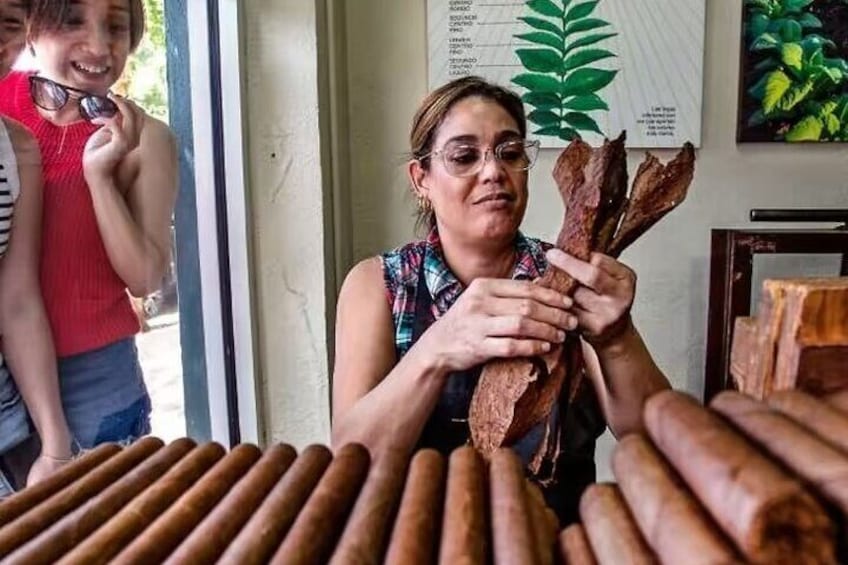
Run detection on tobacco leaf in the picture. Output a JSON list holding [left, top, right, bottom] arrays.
[[468, 133, 696, 479]]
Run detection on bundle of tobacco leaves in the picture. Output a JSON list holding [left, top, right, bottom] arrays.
[[468, 132, 696, 477]]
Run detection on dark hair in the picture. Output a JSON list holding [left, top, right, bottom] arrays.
[[410, 76, 526, 164], [27, 0, 145, 52], [409, 76, 527, 229]]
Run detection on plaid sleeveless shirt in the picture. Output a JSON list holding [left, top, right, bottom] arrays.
[[381, 227, 550, 357], [379, 227, 606, 525]]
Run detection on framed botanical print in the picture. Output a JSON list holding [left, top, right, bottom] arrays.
[[737, 0, 848, 142]]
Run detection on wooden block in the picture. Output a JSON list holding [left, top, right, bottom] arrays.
[[730, 316, 760, 397], [729, 280, 787, 399], [730, 278, 848, 399], [792, 346, 848, 395], [751, 280, 788, 397], [773, 278, 848, 394]]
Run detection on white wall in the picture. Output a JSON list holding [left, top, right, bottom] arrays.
[[242, 0, 332, 448], [339, 0, 848, 477]]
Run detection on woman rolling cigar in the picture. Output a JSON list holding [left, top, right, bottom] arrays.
[[0, 0, 75, 495], [332, 76, 670, 524]]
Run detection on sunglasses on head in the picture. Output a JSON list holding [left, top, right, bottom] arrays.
[[28, 75, 118, 122]]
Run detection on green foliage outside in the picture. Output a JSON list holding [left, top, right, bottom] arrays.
[[122, 0, 168, 123], [744, 0, 848, 141], [512, 0, 618, 141]]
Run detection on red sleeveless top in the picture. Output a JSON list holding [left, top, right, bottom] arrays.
[[0, 71, 139, 356]]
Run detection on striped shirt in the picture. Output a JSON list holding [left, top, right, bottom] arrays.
[[381, 227, 552, 357], [0, 118, 20, 259]]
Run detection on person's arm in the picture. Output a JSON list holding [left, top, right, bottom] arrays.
[[581, 318, 669, 436], [0, 119, 73, 481], [332, 258, 574, 457], [546, 249, 669, 438], [83, 96, 178, 297], [331, 258, 450, 457]]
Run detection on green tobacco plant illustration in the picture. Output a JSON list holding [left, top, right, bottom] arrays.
[[512, 0, 618, 141]]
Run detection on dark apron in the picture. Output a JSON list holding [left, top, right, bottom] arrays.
[[407, 264, 605, 526]]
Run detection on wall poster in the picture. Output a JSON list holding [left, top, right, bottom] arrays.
[[427, 0, 706, 148], [737, 0, 848, 142]]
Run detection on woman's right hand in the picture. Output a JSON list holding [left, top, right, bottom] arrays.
[[83, 95, 144, 187], [415, 278, 576, 373]]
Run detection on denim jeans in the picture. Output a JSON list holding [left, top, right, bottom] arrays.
[[0, 362, 30, 453], [0, 361, 31, 497], [58, 337, 151, 449], [0, 338, 151, 498]]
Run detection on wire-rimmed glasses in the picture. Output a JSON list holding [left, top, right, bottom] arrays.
[[420, 138, 541, 178]]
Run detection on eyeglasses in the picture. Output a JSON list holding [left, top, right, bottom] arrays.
[[28, 75, 118, 122], [419, 138, 540, 178]]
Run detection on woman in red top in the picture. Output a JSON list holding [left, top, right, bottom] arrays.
[[0, 0, 74, 494], [0, 0, 177, 448]]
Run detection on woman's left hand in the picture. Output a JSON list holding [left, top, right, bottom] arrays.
[[545, 248, 636, 346], [26, 452, 70, 486], [83, 95, 144, 186]]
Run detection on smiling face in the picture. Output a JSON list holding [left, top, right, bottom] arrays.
[[0, 0, 27, 78], [412, 95, 529, 246], [29, 0, 133, 95]]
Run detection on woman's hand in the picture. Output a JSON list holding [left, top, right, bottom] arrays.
[[26, 451, 71, 486], [545, 249, 636, 347], [415, 278, 575, 373], [83, 95, 144, 187], [26, 428, 75, 486]]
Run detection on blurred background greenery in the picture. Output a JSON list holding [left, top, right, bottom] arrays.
[[117, 0, 168, 123]]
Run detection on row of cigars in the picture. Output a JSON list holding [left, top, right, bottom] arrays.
[[0, 387, 846, 563], [562, 388, 848, 565], [0, 432, 553, 564]]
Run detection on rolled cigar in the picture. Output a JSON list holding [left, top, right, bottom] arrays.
[[713, 391, 848, 513], [0, 443, 121, 525], [489, 449, 539, 565], [526, 482, 556, 565], [217, 444, 333, 565], [719, 392, 848, 560], [612, 434, 739, 564], [269, 443, 371, 565], [824, 388, 848, 415], [543, 509, 559, 542], [384, 449, 446, 565], [328, 447, 409, 565], [557, 524, 597, 565], [579, 483, 657, 565], [767, 390, 848, 454], [0, 436, 163, 556], [118, 443, 269, 564], [646, 390, 835, 564], [438, 446, 487, 565], [55, 441, 225, 565], [2, 437, 195, 565], [147, 443, 288, 565]]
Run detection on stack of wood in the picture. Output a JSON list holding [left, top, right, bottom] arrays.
[[0, 438, 563, 564], [731, 277, 848, 399], [560, 388, 848, 565]]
